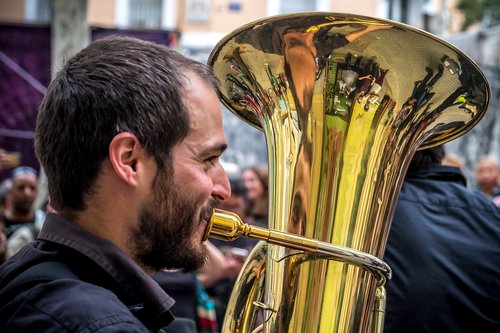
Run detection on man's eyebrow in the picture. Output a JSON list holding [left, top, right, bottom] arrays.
[[202, 143, 228, 156]]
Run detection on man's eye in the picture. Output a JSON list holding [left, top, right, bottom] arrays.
[[206, 156, 218, 166]]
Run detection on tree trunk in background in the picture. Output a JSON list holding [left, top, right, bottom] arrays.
[[51, 0, 89, 74], [36, 0, 89, 209]]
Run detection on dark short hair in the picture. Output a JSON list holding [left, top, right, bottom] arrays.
[[407, 145, 446, 174], [35, 36, 219, 214], [12, 166, 38, 179]]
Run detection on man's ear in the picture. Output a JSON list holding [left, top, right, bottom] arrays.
[[108, 132, 143, 186]]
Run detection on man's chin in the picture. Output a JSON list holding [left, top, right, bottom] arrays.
[[179, 245, 208, 272]]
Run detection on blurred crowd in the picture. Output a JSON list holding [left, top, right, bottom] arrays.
[[1, 145, 499, 330]]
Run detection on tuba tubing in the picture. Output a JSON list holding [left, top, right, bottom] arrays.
[[205, 208, 391, 285]]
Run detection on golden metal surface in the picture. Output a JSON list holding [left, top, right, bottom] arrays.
[[369, 287, 387, 333], [224, 241, 267, 333], [208, 13, 489, 333]]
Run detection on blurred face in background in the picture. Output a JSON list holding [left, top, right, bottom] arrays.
[[476, 157, 499, 191], [10, 173, 38, 214], [242, 169, 264, 201]]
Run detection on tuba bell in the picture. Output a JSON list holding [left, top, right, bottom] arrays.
[[205, 13, 490, 333]]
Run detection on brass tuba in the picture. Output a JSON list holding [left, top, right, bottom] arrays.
[[205, 13, 490, 333]]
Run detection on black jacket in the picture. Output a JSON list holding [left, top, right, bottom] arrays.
[[384, 165, 500, 332]]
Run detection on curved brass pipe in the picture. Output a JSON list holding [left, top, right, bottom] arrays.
[[205, 209, 391, 285]]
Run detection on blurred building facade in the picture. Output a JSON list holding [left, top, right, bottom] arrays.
[[0, 0, 466, 58]]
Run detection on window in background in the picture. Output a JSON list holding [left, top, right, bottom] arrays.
[[280, 0, 317, 14], [25, 0, 52, 23], [129, 0, 162, 29]]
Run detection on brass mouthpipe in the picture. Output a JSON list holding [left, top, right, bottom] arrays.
[[204, 209, 392, 284]]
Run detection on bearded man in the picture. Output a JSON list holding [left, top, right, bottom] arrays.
[[0, 36, 230, 333]]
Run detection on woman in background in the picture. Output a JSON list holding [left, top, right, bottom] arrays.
[[241, 165, 269, 228]]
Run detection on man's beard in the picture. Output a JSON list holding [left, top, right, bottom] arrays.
[[130, 167, 213, 272]]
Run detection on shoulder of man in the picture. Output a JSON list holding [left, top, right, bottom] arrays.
[[0, 278, 151, 333]]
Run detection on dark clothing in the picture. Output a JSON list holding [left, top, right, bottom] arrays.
[[488, 185, 500, 198], [208, 238, 257, 329], [153, 271, 197, 323], [384, 165, 500, 332], [3, 216, 35, 238], [249, 212, 268, 229], [0, 213, 175, 332]]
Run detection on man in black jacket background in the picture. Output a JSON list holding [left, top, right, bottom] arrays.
[[384, 146, 500, 332]]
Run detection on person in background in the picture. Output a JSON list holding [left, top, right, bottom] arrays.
[[217, 177, 250, 223], [0, 36, 231, 333], [475, 155, 500, 199], [442, 152, 465, 170], [214, 177, 257, 252], [154, 242, 229, 333], [209, 177, 258, 328], [384, 146, 500, 332], [0, 179, 12, 218], [241, 165, 269, 228], [1, 167, 46, 258], [1, 166, 45, 238]]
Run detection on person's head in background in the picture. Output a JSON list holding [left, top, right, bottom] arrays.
[[442, 153, 465, 170], [2, 166, 38, 221], [406, 145, 445, 174], [475, 156, 500, 197], [35, 36, 230, 273], [241, 165, 268, 226]]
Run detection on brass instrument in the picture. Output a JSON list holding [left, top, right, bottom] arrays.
[[205, 13, 490, 333]]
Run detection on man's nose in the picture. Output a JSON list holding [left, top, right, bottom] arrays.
[[23, 187, 35, 196], [212, 165, 231, 202]]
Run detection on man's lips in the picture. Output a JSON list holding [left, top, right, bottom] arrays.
[[200, 208, 212, 226], [199, 209, 213, 241], [199, 200, 216, 241]]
